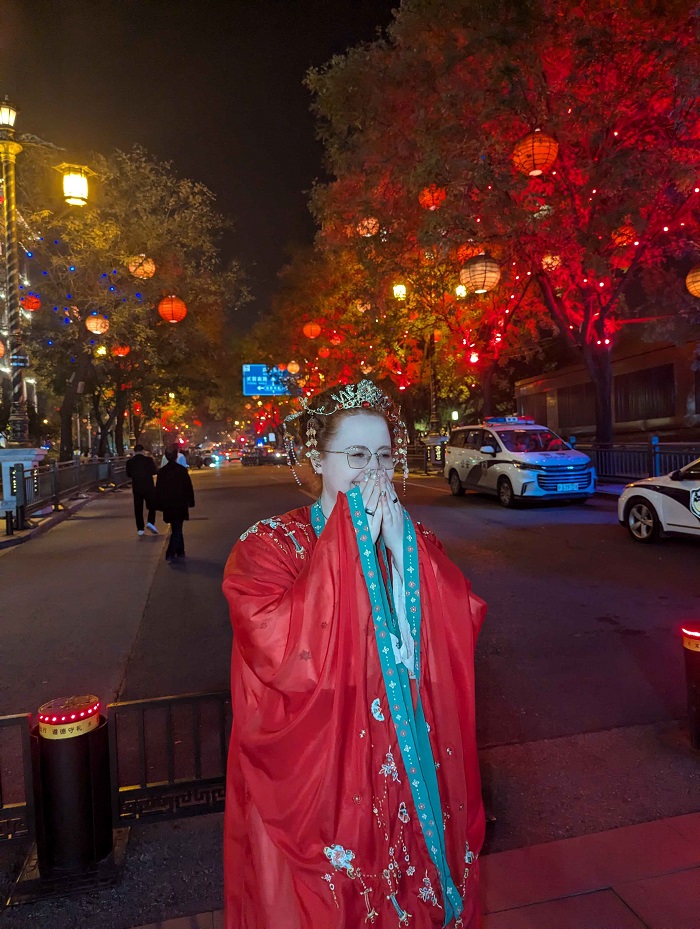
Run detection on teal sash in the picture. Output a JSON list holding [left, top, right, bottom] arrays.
[[311, 491, 462, 925]]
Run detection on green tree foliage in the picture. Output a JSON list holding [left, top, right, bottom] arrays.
[[15, 144, 247, 458]]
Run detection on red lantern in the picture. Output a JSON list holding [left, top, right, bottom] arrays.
[[357, 217, 380, 237], [20, 294, 41, 312], [158, 295, 187, 324], [612, 224, 637, 247], [128, 255, 156, 279], [419, 184, 446, 211], [318, 346, 331, 358], [303, 321, 321, 339], [329, 332, 343, 346], [112, 345, 131, 358], [512, 130, 559, 177], [133, 401, 142, 415], [433, 329, 442, 343], [0, 341, 5, 360]]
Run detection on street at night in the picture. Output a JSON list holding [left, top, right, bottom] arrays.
[[2, 465, 698, 851], [2, 0, 700, 926]]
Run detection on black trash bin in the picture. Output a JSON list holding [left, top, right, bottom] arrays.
[[32, 695, 113, 875]]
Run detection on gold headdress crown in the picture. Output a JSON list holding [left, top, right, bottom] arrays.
[[283, 379, 409, 485]]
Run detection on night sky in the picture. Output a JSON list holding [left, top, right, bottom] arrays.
[[0, 0, 396, 325]]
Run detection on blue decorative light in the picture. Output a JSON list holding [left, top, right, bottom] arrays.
[[109, 286, 115, 291], [42, 271, 47, 275], [101, 273, 107, 278], [90, 339, 95, 345], [48, 340, 53, 345], [26, 251, 33, 257], [66, 294, 72, 299], [135, 292, 142, 299], [69, 266, 75, 271]]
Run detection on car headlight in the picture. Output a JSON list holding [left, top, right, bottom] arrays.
[[512, 461, 544, 471]]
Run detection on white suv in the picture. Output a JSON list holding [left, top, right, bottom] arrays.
[[444, 417, 596, 507]]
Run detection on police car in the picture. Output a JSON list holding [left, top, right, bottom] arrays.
[[618, 457, 700, 542], [444, 417, 596, 507]]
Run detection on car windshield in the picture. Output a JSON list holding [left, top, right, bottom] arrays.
[[498, 429, 569, 453]]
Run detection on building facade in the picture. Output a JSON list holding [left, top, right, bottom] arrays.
[[515, 340, 700, 441]]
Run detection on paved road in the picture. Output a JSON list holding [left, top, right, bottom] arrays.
[[1, 464, 699, 854]]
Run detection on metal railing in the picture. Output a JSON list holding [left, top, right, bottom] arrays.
[[0, 713, 35, 843], [108, 691, 231, 826], [3, 456, 130, 531], [0, 691, 231, 845], [578, 442, 700, 481]]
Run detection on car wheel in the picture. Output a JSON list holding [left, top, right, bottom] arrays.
[[625, 497, 661, 543], [497, 476, 516, 508], [449, 470, 465, 496]]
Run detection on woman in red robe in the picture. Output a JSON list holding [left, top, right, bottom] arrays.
[[222, 381, 486, 928]]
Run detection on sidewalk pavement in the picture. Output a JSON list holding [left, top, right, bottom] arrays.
[[127, 813, 700, 929]]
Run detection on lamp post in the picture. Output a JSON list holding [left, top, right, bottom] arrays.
[[0, 96, 29, 445]]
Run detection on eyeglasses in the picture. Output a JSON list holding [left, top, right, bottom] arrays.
[[323, 446, 397, 469]]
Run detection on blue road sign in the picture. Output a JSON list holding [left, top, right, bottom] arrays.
[[242, 364, 289, 397]]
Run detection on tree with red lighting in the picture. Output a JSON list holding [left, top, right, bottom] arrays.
[[308, 0, 700, 443]]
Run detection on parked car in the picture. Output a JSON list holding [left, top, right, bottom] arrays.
[[618, 456, 700, 542], [444, 417, 596, 507]]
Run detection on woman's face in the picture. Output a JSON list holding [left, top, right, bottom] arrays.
[[317, 412, 394, 506]]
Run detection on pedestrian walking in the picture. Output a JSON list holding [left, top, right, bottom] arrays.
[[222, 380, 487, 929], [155, 447, 195, 562], [125, 444, 158, 537], [161, 444, 189, 468]]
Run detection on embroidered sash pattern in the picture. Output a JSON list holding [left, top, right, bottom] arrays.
[[311, 493, 463, 927]]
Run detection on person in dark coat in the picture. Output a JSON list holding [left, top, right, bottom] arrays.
[[155, 447, 196, 561], [125, 444, 158, 536]]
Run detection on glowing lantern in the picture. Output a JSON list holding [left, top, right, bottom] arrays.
[[418, 184, 446, 211], [85, 313, 109, 335], [433, 329, 442, 343], [112, 345, 131, 357], [158, 295, 187, 324], [357, 217, 380, 237], [277, 363, 287, 371], [360, 363, 373, 374], [541, 254, 562, 271], [128, 255, 156, 279], [329, 333, 343, 346], [20, 294, 41, 311], [455, 284, 467, 298], [469, 351, 480, 364], [393, 283, 407, 301], [287, 360, 300, 375], [612, 225, 637, 248], [686, 266, 700, 298], [355, 301, 371, 314], [303, 321, 321, 339], [58, 164, 91, 206], [512, 130, 559, 177], [0, 341, 5, 360], [318, 346, 331, 358], [459, 255, 501, 294]]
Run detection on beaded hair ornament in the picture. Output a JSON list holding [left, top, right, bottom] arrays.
[[283, 380, 409, 492]]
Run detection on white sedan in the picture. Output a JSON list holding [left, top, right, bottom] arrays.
[[618, 457, 700, 542]]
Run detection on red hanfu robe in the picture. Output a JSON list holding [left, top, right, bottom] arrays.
[[222, 494, 486, 929]]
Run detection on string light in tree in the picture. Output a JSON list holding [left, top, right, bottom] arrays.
[[393, 283, 407, 301], [112, 345, 131, 357]]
